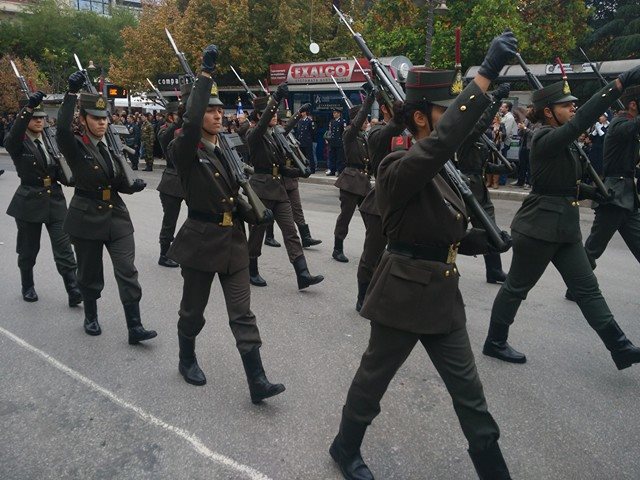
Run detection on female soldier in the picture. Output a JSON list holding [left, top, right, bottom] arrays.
[[483, 65, 640, 370]]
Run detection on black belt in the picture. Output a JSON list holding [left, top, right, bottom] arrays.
[[74, 187, 115, 201], [387, 241, 459, 264], [188, 209, 236, 226], [253, 167, 280, 175], [605, 172, 635, 179], [21, 177, 58, 188], [531, 186, 578, 197]]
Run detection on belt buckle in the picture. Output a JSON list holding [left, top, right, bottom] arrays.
[[220, 211, 233, 227], [446, 243, 458, 264], [102, 189, 111, 201], [285, 159, 292, 168], [43, 177, 52, 187], [272, 165, 279, 177]]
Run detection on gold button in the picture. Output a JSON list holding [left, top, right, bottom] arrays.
[[453, 267, 458, 274], [229, 197, 234, 203], [456, 213, 462, 220], [571, 201, 576, 206], [445, 270, 450, 277], [94, 165, 99, 170], [214, 172, 220, 177], [108, 204, 113, 209], [460, 105, 467, 111], [601, 93, 607, 97], [98, 206, 102, 209], [46, 189, 51, 194], [33, 162, 37, 165], [273, 176, 277, 179], [470, 95, 475, 99], [221, 198, 226, 203]]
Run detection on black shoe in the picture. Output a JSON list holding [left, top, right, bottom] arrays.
[[565, 289, 576, 302], [293, 256, 324, 290], [158, 255, 179, 267], [20, 269, 38, 302], [596, 321, 640, 370], [329, 414, 374, 480], [0, 169, 4, 176], [249, 257, 267, 287], [356, 282, 368, 312], [143, 165, 153, 171], [124, 302, 157, 344], [241, 346, 285, 403], [483, 322, 526, 363], [131, 165, 138, 171], [178, 333, 206, 386], [264, 236, 281, 248], [62, 271, 83, 306], [333, 238, 349, 263], [83, 299, 101, 336], [299, 223, 322, 247], [469, 442, 512, 480], [485, 253, 507, 284]]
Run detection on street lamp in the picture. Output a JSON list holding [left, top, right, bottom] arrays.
[[424, 1, 450, 67]]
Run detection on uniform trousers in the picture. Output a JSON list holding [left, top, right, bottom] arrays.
[[248, 198, 304, 263], [356, 212, 387, 286], [585, 206, 640, 265], [328, 145, 344, 174], [16, 219, 77, 274], [70, 234, 141, 304], [286, 186, 306, 226], [159, 193, 184, 246], [491, 231, 614, 331], [343, 322, 500, 451], [334, 190, 364, 240], [300, 144, 315, 172], [177, 266, 262, 355]]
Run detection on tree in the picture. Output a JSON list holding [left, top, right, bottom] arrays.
[[0, 55, 51, 114], [584, 0, 640, 59]]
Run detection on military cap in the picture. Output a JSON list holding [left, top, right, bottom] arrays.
[[620, 85, 640, 107], [531, 81, 578, 110], [165, 101, 180, 114], [19, 99, 47, 117], [207, 81, 224, 107], [405, 68, 459, 107], [348, 105, 361, 121], [252, 95, 270, 112], [299, 104, 311, 113], [79, 93, 109, 117]]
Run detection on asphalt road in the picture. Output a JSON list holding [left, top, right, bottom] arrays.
[[1, 155, 639, 480]]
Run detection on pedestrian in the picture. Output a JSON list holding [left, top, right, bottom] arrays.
[[512, 104, 535, 187], [56, 72, 156, 344], [483, 64, 640, 371], [330, 31, 518, 480], [5, 92, 82, 306], [326, 108, 346, 176], [167, 46, 285, 404], [331, 85, 374, 263]]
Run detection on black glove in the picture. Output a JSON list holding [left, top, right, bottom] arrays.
[[68, 71, 85, 94], [478, 30, 518, 81], [27, 91, 45, 109], [132, 178, 147, 192], [259, 208, 274, 225], [618, 65, 640, 89], [362, 82, 376, 96], [488, 230, 512, 254], [299, 103, 312, 113], [578, 184, 612, 204], [492, 83, 511, 101], [200, 44, 218, 74], [273, 82, 289, 103]]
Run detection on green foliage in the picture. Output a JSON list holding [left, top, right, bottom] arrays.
[[585, 2, 640, 59]]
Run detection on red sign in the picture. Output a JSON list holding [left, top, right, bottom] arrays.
[[270, 58, 371, 85]]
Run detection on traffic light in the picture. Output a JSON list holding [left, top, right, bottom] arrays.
[[106, 84, 128, 99]]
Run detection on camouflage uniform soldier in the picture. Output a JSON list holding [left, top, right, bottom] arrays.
[[141, 116, 155, 171]]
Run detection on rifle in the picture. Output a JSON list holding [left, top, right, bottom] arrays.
[[73, 54, 137, 188], [334, 6, 508, 250], [10, 60, 74, 186], [516, 53, 610, 199], [164, 30, 269, 223], [330, 75, 353, 109], [146, 78, 168, 108], [579, 48, 625, 111], [230, 66, 257, 100]]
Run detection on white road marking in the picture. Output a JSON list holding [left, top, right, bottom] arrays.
[[0, 326, 273, 480]]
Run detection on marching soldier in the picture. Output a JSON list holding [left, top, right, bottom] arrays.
[[156, 98, 186, 268], [5, 91, 82, 306], [456, 82, 512, 284], [167, 46, 285, 404], [332, 86, 374, 263], [565, 86, 640, 300], [141, 114, 154, 171], [326, 107, 346, 176], [56, 71, 156, 344], [483, 64, 640, 370], [330, 32, 517, 480], [355, 93, 405, 311], [245, 86, 324, 290]]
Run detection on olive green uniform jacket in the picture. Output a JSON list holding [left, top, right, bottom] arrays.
[[157, 120, 185, 199]]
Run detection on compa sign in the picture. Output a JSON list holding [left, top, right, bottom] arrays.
[[289, 62, 351, 83]]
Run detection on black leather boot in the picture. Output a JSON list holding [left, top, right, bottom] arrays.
[[123, 302, 157, 345], [264, 224, 281, 247], [249, 257, 267, 287], [329, 413, 374, 480], [596, 320, 640, 370], [484, 253, 507, 284], [332, 237, 349, 263], [468, 442, 512, 480], [62, 271, 83, 306], [356, 282, 368, 312], [158, 242, 179, 268], [565, 288, 576, 302], [293, 256, 324, 290], [178, 333, 206, 386], [240, 346, 285, 404], [20, 268, 38, 302], [482, 322, 526, 363], [298, 223, 322, 247], [83, 299, 101, 336]]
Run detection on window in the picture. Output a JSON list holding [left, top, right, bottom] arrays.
[[76, 0, 110, 15]]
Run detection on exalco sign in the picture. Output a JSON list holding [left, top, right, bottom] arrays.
[[106, 84, 128, 98]]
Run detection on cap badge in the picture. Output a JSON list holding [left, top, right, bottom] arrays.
[[95, 96, 106, 109]]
